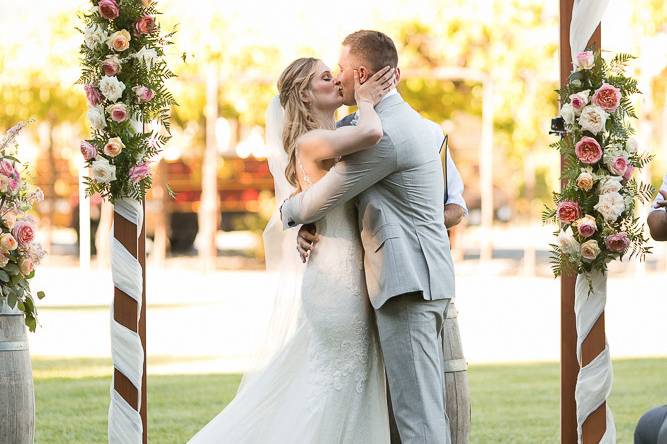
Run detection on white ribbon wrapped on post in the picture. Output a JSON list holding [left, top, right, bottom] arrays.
[[108, 197, 144, 444], [570, 1, 615, 442]]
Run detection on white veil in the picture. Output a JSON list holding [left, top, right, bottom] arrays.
[[237, 96, 306, 390]]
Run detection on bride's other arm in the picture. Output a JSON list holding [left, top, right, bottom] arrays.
[[296, 67, 394, 161]]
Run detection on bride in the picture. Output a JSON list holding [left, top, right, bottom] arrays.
[[188, 58, 396, 443]]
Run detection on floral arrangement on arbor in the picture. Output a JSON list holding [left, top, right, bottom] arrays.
[[543, 50, 654, 280], [79, 0, 176, 202], [0, 121, 46, 332]]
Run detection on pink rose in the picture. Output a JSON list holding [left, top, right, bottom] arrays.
[[605, 232, 630, 253], [0, 159, 17, 179], [98, 0, 120, 20], [0, 233, 17, 251], [84, 84, 103, 106], [132, 85, 155, 103], [570, 95, 586, 112], [106, 103, 129, 122], [12, 217, 36, 247], [557, 201, 581, 224], [101, 56, 122, 76], [19, 257, 33, 276], [575, 215, 597, 238], [622, 164, 634, 183], [575, 137, 603, 165], [576, 51, 595, 70], [104, 137, 125, 158], [608, 156, 628, 176], [8, 179, 19, 194], [568, 91, 590, 114], [135, 15, 156, 35], [80, 141, 97, 161], [129, 163, 150, 183], [592, 83, 622, 113]]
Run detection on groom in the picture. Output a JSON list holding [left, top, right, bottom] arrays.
[[281, 30, 465, 444]]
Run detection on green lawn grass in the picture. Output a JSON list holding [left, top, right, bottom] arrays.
[[33, 357, 666, 443]]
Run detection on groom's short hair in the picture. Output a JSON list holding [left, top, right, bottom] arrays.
[[342, 30, 398, 73]]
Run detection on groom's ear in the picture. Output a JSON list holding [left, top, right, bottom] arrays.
[[394, 67, 401, 84], [357, 66, 371, 84]]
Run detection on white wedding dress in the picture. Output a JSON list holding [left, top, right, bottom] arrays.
[[189, 200, 390, 444]]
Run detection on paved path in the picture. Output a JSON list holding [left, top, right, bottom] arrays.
[[27, 262, 667, 374]]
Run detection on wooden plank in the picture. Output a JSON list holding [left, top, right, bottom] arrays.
[[112, 207, 144, 428], [582, 312, 606, 443], [559, 2, 578, 442], [139, 199, 147, 444]]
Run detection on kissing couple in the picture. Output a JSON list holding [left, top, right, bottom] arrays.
[[190, 29, 467, 444]]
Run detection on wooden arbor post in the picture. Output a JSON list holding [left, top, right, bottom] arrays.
[[113, 200, 147, 444], [559, 1, 604, 442]]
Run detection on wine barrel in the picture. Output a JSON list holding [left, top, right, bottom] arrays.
[[443, 301, 470, 444], [0, 298, 35, 444]]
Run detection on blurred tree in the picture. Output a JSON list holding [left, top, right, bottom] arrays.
[[0, 12, 87, 249], [389, 1, 559, 219]]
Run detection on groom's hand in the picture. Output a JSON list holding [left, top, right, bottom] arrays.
[[297, 224, 318, 263]]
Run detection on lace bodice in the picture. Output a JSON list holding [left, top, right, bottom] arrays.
[[299, 201, 374, 407]]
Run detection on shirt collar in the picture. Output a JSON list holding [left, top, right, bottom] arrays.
[[378, 88, 399, 104]]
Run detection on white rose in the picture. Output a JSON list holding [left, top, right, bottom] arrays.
[[594, 192, 625, 222], [133, 47, 159, 66], [578, 105, 608, 135], [87, 105, 107, 131], [558, 227, 580, 257], [560, 103, 575, 126], [98, 76, 126, 103], [576, 90, 590, 102], [580, 239, 601, 262], [91, 158, 116, 184], [83, 24, 108, 50], [625, 137, 638, 154], [569, 90, 590, 115], [575, 169, 595, 191], [598, 176, 622, 194]]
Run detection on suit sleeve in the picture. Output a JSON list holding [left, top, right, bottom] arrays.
[[281, 133, 397, 228]]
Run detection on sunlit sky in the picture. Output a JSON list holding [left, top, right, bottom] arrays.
[[0, 0, 642, 70]]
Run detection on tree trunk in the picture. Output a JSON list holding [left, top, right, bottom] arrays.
[[95, 201, 113, 268], [150, 159, 169, 266], [197, 65, 220, 271], [45, 124, 56, 252]]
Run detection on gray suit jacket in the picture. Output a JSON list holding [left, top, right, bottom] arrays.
[[281, 93, 456, 309]]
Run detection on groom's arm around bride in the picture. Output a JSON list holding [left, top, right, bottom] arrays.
[[282, 30, 466, 444]]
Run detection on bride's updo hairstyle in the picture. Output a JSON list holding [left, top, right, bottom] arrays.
[[277, 57, 320, 192]]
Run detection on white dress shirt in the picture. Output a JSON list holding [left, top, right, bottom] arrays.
[[650, 174, 667, 213]]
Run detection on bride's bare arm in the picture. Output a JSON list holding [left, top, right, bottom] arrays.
[[296, 66, 395, 162]]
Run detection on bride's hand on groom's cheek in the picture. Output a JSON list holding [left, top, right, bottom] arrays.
[[354, 66, 395, 106], [297, 224, 318, 263]]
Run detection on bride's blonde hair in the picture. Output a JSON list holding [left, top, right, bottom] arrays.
[[277, 57, 320, 192]]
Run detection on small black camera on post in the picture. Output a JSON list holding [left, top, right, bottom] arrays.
[[549, 116, 566, 137]]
